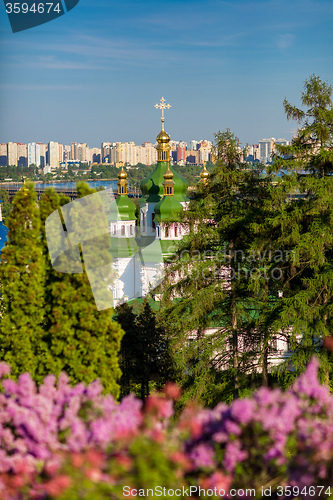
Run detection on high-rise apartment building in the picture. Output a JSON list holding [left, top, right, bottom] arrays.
[[71, 142, 79, 161], [38, 143, 47, 167], [7, 142, 18, 166], [48, 141, 59, 169], [0, 144, 7, 166], [28, 143, 41, 167], [259, 138, 276, 164], [176, 141, 187, 163], [101, 142, 112, 163], [110, 142, 137, 166], [186, 149, 199, 164], [17, 143, 27, 166], [58, 143, 64, 163], [136, 142, 157, 165], [259, 138, 289, 164], [91, 147, 101, 164], [253, 144, 260, 161], [198, 140, 212, 164], [189, 139, 198, 150]]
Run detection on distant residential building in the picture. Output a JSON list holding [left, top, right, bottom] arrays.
[[186, 149, 199, 164], [259, 138, 289, 164], [101, 142, 112, 163], [136, 142, 157, 165], [63, 145, 71, 167], [245, 144, 260, 163], [28, 143, 41, 167], [48, 141, 59, 169], [91, 147, 101, 164], [38, 143, 47, 167], [71, 142, 80, 161], [253, 144, 260, 161], [169, 140, 178, 151], [189, 139, 198, 151], [198, 140, 212, 164], [58, 143, 64, 163], [7, 142, 18, 166], [259, 138, 276, 164], [110, 142, 137, 166], [0, 144, 7, 166], [176, 141, 187, 163], [17, 143, 27, 167]]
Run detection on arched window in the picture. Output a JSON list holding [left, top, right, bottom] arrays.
[[175, 225, 178, 237], [130, 225, 133, 235], [121, 225, 125, 236], [152, 213, 155, 230], [113, 225, 116, 235], [165, 226, 169, 238]]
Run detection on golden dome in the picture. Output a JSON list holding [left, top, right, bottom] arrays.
[[117, 165, 128, 195], [162, 166, 174, 196], [156, 128, 170, 144], [200, 163, 209, 184], [164, 166, 173, 180], [118, 165, 127, 180]]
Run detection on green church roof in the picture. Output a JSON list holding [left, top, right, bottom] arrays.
[[153, 193, 183, 222], [109, 195, 136, 222], [140, 162, 189, 204]]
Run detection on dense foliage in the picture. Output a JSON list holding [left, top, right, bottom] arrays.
[[0, 358, 332, 499], [159, 129, 273, 404], [115, 300, 174, 400], [0, 165, 38, 182], [159, 75, 333, 404], [0, 182, 124, 396], [0, 190, 12, 224]]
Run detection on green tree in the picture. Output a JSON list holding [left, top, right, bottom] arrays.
[[261, 75, 333, 385], [0, 183, 46, 379], [0, 189, 12, 223], [41, 182, 124, 397], [0, 183, 124, 396], [116, 299, 173, 400], [159, 129, 273, 403]]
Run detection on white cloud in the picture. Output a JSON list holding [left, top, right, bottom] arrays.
[[276, 33, 295, 49]]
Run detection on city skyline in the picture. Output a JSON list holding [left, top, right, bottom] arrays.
[[0, 135, 290, 168], [1, 0, 333, 146]]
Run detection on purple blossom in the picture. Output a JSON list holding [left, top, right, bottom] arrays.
[[189, 443, 215, 468], [230, 398, 256, 425], [0, 363, 11, 378], [0, 356, 333, 497]]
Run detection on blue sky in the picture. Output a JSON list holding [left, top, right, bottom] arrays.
[[1, 0, 333, 148]]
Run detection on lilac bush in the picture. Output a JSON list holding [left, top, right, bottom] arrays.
[[0, 358, 332, 499]]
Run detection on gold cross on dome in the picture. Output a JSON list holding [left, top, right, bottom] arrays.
[[155, 97, 171, 121]]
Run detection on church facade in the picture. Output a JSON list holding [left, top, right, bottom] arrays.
[[108, 98, 190, 306]]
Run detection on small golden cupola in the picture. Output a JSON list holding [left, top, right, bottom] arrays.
[[155, 97, 171, 163], [200, 161, 209, 185], [162, 165, 175, 196], [117, 165, 128, 195]]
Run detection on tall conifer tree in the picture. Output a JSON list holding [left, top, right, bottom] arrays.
[[259, 75, 333, 384], [160, 130, 272, 402], [0, 182, 45, 379], [40, 183, 124, 397]]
